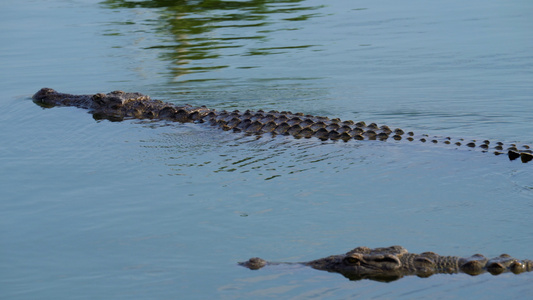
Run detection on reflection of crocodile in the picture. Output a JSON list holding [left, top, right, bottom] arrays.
[[239, 245, 533, 282], [33, 88, 533, 163]]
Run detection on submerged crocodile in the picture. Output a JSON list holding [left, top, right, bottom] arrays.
[[32, 88, 533, 163], [239, 245, 533, 282]]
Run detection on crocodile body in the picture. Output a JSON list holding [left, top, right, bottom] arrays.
[[32, 88, 533, 163], [240, 245, 533, 282]]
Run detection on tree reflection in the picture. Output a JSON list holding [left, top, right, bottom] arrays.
[[101, 0, 323, 80]]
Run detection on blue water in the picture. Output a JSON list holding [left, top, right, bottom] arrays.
[[1, 0, 532, 299]]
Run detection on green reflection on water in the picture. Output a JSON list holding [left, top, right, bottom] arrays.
[[101, 0, 324, 80]]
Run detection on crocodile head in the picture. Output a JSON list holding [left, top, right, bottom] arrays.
[[306, 246, 409, 282], [33, 87, 100, 109], [32, 88, 150, 110]]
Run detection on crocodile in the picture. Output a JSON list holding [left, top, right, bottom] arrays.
[[32, 88, 533, 163], [239, 245, 533, 282]]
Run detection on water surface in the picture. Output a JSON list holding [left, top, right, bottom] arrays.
[[1, 0, 532, 299]]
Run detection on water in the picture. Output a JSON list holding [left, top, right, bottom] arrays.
[[1, 0, 532, 299]]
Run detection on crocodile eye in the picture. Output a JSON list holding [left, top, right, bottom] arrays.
[[344, 256, 360, 264]]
